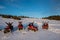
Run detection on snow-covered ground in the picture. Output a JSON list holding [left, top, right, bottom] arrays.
[[0, 17, 60, 40]]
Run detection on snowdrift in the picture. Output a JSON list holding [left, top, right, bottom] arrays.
[[0, 17, 60, 40]]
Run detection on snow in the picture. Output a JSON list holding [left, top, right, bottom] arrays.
[[0, 17, 60, 40]]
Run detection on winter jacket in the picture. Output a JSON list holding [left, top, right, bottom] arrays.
[[18, 24, 23, 28]]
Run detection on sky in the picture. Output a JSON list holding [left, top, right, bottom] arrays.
[[0, 0, 60, 18]]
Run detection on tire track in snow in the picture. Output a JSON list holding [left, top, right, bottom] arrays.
[[48, 27, 60, 34]]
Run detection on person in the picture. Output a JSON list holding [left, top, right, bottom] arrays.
[[18, 22, 23, 30], [4, 22, 13, 33], [28, 23, 33, 30]]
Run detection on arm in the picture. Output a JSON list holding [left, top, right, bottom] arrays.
[[5, 22, 8, 25], [11, 22, 13, 24]]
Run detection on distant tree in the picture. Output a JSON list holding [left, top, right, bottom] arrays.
[[0, 14, 31, 20], [42, 15, 60, 20]]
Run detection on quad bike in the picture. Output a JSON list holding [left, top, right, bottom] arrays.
[[42, 23, 48, 30], [18, 25, 23, 30], [28, 26, 38, 32], [4, 27, 10, 33], [4, 22, 13, 33]]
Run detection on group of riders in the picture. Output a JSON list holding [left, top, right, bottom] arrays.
[[4, 21, 49, 33]]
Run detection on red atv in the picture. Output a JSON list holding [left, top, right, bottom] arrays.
[[28, 23, 38, 32], [18, 24, 23, 30], [42, 23, 48, 30], [4, 22, 13, 33], [4, 26, 10, 33], [18, 22, 23, 30]]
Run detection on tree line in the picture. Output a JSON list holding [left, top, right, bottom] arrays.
[[0, 14, 29, 20], [42, 15, 60, 20]]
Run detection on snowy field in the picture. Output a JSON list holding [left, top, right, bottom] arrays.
[[0, 17, 60, 40]]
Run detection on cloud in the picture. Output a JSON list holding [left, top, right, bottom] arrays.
[[0, 6, 5, 9]]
